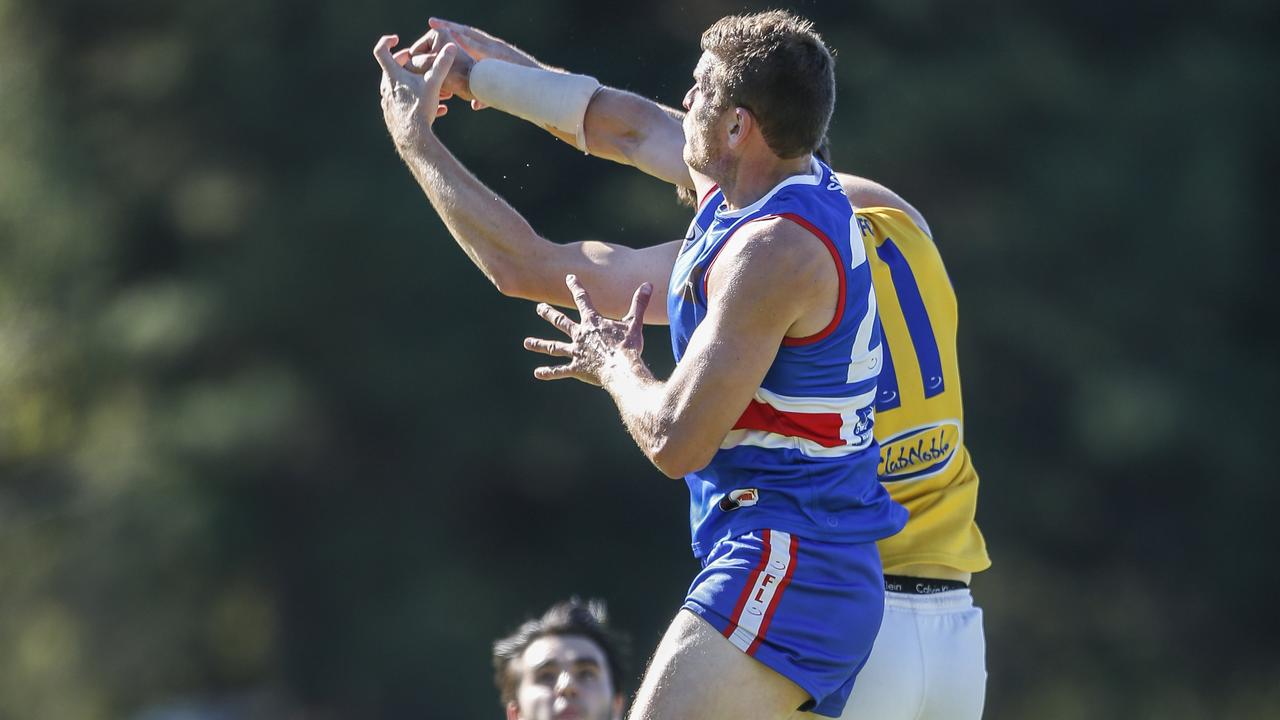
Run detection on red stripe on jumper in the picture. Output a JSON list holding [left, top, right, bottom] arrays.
[[776, 212, 847, 347], [697, 184, 720, 211], [722, 530, 772, 641], [747, 533, 798, 656], [732, 400, 845, 448]]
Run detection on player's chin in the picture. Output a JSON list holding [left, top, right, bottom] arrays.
[[680, 143, 695, 170], [682, 143, 717, 178]]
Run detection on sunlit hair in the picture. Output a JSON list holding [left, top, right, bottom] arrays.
[[492, 597, 630, 705], [675, 184, 698, 208], [699, 10, 835, 159]]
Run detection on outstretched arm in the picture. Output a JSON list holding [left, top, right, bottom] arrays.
[[581, 90, 692, 189], [375, 35, 678, 323], [424, 18, 936, 229], [415, 21, 937, 233], [416, 19, 694, 189]]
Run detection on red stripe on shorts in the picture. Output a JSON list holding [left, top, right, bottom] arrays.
[[747, 533, 798, 656], [722, 529, 772, 641]]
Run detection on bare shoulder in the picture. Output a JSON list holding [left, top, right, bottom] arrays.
[[705, 215, 837, 320], [722, 214, 831, 271]]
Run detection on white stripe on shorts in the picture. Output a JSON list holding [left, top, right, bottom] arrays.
[[727, 530, 794, 653]]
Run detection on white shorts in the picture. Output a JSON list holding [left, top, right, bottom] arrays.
[[838, 587, 987, 719]]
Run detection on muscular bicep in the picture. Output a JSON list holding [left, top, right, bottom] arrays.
[[521, 237, 680, 324], [657, 225, 818, 464], [837, 173, 933, 238], [661, 292, 790, 465]]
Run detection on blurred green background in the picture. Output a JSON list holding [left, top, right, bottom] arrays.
[[1, 0, 1276, 717]]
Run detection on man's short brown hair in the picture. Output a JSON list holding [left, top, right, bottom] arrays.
[[492, 597, 630, 705], [699, 10, 835, 159]]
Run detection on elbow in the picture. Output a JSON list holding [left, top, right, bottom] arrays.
[[651, 458, 687, 480], [487, 266, 522, 298], [648, 435, 716, 480], [610, 126, 645, 167], [489, 235, 556, 300], [485, 254, 534, 299]]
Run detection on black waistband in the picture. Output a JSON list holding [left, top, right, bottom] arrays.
[[883, 575, 968, 595]]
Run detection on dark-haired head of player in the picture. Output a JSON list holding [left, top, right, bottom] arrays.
[[681, 11, 834, 190], [492, 597, 630, 720]]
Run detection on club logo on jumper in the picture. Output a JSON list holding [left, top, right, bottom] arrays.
[[856, 215, 876, 239], [718, 488, 760, 512], [851, 406, 875, 446], [878, 421, 960, 482]]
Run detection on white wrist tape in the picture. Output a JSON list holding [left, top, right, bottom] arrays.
[[469, 59, 602, 152]]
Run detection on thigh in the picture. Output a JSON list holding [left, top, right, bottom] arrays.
[[920, 601, 986, 720], [682, 530, 886, 716], [627, 609, 810, 720], [836, 601, 925, 720]]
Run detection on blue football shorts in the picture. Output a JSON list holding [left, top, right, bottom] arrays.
[[682, 529, 885, 717]]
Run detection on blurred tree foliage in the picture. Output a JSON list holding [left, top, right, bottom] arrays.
[[1, 0, 1277, 718]]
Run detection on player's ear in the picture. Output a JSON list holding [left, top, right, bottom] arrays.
[[727, 106, 752, 149], [506, 701, 521, 720]]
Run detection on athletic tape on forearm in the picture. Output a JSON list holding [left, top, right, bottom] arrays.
[[469, 59, 601, 152]]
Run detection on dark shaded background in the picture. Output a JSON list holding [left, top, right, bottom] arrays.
[[1, 0, 1276, 717]]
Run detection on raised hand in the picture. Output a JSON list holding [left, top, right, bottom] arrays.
[[524, 275, 652, 386], [403, 24, 477, 103], [412, 18, 545, 110], [373, 34, 456, 147], [425, 18, 542, 69]]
